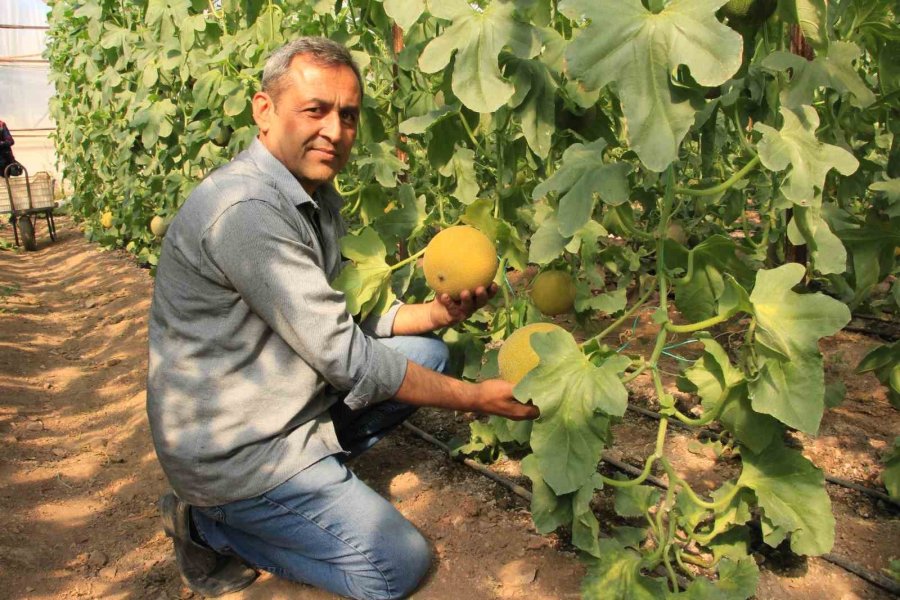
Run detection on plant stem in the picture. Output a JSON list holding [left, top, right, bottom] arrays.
[[601, 416, 669, 489], [458, 112, 484, 154], [580, 281, 656, 349], [665, 313, 729, 334], [675, 155, 761, 197], [669, 385, 731, 427], [390, 247, 425, 271]]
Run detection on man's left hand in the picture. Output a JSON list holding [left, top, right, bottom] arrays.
[[429, 283, 498, 329]]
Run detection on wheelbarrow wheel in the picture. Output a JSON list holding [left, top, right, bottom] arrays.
[[17, 216, 37, 251]]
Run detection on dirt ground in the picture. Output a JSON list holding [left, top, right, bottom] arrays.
[[0, 217, 897, 600]]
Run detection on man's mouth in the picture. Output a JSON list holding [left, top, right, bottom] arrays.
[[310, 147, 337, 158]]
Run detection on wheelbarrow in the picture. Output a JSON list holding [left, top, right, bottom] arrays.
[[1, 162, 58, 251]]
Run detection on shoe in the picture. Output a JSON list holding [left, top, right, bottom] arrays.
[[159, 492, 259, 597]]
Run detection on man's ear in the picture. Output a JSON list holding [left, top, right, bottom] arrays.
[[251, 91, 275, 133]]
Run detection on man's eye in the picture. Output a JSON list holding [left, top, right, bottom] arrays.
[[340, 111, 358, 124]]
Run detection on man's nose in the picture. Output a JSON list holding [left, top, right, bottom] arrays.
[[319, 111, 343, 141]]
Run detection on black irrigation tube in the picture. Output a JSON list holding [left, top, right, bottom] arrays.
[[623, 404, 899, 507], [401, 421, 900, 597]]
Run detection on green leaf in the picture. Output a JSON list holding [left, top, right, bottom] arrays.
[[533, 141, 632, 237], [398, 104, 459, 135], [576, 285, 628, 315], [192, 69, 224, 112], [528, 214, 570, 265], [383, 0, 425, 31], [673, 236, 755, 322], [779, 0, 829, 52], [738, 442, 835, 556], [786, 209, 847, 275], [614, 484, 660, 518], [515, 329, 630, 494], [130, 99, 177, 147], [332, 228, 393, 320], [438, 146, 479, 205], [762, 42, 876, 109], [562, 0, 742, 172], [708, 527, 751, 562], [507, 57, 557, 159], [357, 142, 408, 188], [419, 0, 540, 113], [683, 336, 744, 405], [857, 341, 900, 409], [571, 473, 605, 557], [703, 485, 754, 543], [373, 184, 426, 246], [582, 539, 669, 600], [747, 263, 850, 434], [100, 24, 132, 50], [754, 106, 859, 207], [672, 556, 758, 600], [521, 453, 573, 533], [488, 415, 532, 445], [719, 384, 782, 454]]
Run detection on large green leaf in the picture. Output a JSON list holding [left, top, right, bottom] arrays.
[[528, 214, 570, 265], [762, 42, 875, 109], [532, 140, 632, 237], [521, 456, 604, 556], [383, 0, 425, 31], [507, 57, 557, 159], [749, 263, 850, 361], [561, 0, 742, 172], [786, 209, 847, 275], [738, 442, 835, 556], [614, 484, 660, 518], [332, 227, 394, 320], [754, 106, 859, 207], [372, 184, 426, 247], [747, 263, 850, 434], [671, 556, 758, 600], [673, 236, 755, 322], [419, 0, 540, 113], [582, 539, 668, 600], [515, 329, 629, 494], [438, 146, 479, 205], [356, 142, 408, 188], [682, 336, 744, 406], [130, 99, 177, 147]]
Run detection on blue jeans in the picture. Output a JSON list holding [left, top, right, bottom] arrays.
[[192, 335, 450, 600]]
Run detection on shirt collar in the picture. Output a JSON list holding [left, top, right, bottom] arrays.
[[247, 137, 318, 209]]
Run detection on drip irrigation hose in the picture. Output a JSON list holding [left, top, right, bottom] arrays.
[[623, 404, 898, 507], [401, 421, 900, 598]]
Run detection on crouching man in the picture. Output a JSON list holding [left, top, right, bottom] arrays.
[[146, 37, 538, 599]]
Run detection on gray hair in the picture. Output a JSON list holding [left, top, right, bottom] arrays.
[[261, 37, 363, 101]]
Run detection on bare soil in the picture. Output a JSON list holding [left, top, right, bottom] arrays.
[[0, 217, 897, 600]]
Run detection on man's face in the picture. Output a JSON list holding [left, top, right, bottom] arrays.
[[252, 54, 361, 195]]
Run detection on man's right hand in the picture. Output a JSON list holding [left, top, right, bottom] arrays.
[[394, 360, 540, 421], [472, 379, 540, 421]]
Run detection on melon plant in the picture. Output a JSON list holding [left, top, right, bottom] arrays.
[[47, 0, 899, 596]]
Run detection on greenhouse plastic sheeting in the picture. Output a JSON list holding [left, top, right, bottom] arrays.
[[1, 0, 58, 178]]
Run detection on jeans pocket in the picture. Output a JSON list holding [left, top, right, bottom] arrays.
[[197, 504, 226, 523]]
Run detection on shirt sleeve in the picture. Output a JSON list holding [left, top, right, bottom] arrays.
[[359, 299, 402, 337], [202, 198, 408, 410]]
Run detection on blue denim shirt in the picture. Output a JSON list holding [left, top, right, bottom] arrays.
[[147, 138, 407, 506]]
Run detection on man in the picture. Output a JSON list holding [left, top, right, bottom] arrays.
[[0, 119, 20, 177], [147, 37, 538, 600]]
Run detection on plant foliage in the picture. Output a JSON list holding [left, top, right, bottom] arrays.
[[47, 0, 899, 596]]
